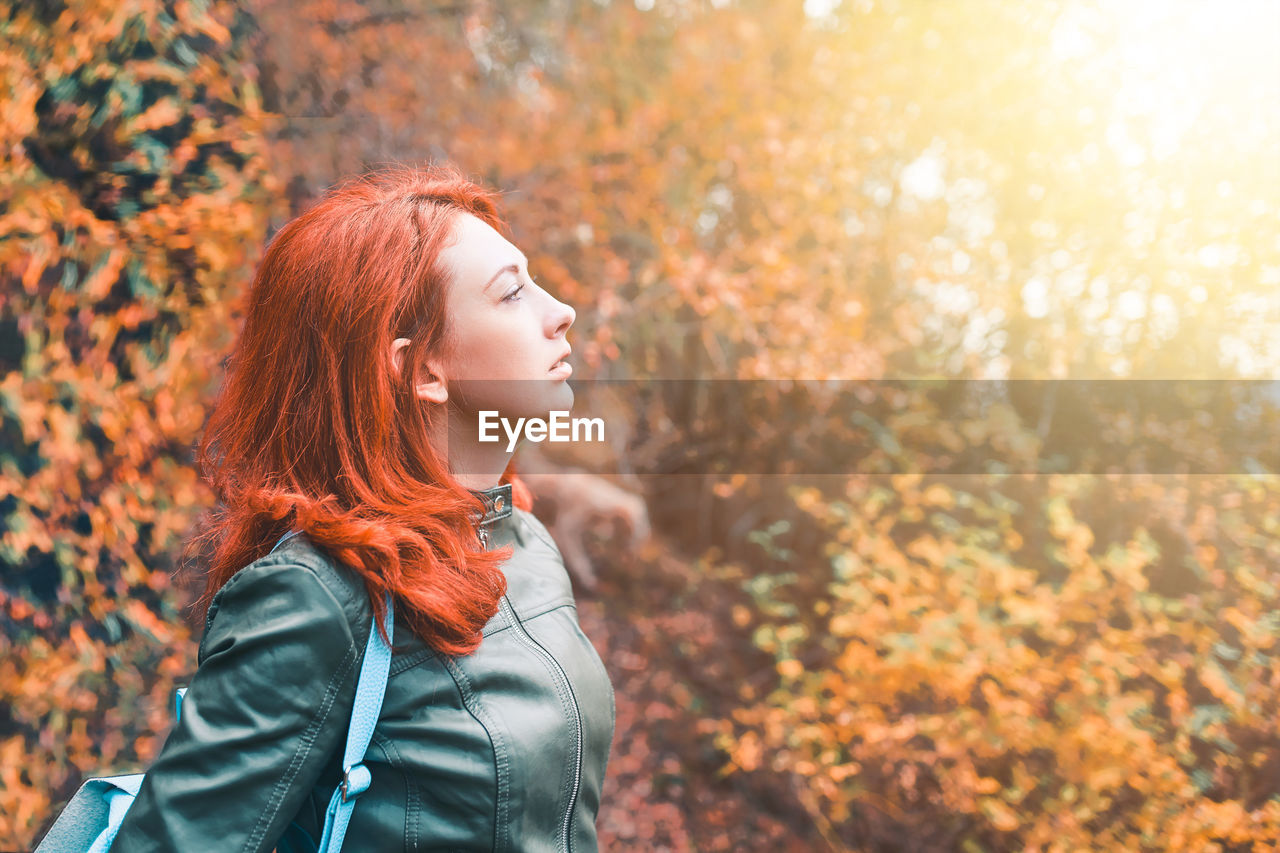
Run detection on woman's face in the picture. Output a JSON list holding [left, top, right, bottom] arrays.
[[432, 212, 577, 421]]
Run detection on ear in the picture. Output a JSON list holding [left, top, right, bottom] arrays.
[[391, 337, 449, 404]]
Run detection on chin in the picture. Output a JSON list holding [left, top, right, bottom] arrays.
[[515, 386, 574, 422], [549, 379, 575, 412], [481, 380, 574, 423]]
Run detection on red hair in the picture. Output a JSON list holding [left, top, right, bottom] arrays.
[[187, 162, 534, 656]]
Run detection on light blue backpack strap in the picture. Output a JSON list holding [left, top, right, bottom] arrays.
[[272, 528, 303, 553], [36, 773, 145, 853], [85, 775, 144, 853], [315, 590, 394, 853]]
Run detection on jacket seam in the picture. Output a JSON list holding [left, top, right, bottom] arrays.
[[372, 731, 416, 852], [519, 600, 578, 623], [441, 657, 511, 853], [499, 596, 579, 853], [526, 601, 617, 778], [387, 600, 578, 678], [371, 730, 398, 767], [515, 510, 563, 557], [390, 647, 438, 677], [243, 640, 359, 852]]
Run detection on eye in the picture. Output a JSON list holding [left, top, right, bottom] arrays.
[[503, 274, 537, 303]]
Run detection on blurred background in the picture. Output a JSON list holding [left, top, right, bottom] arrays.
[[3, 0, 1278, 849]]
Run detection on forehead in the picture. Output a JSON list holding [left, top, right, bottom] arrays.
[[441, 213, 524, 288]]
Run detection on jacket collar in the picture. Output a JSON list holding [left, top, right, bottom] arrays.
[[468, 482, 514, 545]]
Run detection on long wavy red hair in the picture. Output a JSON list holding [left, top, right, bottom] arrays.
[[186, 161, 534, 656]]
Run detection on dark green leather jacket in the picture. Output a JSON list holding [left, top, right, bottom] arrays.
[[111, 483, 615, 852]]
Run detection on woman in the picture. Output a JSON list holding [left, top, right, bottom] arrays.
[[110, 163, 615, 852]]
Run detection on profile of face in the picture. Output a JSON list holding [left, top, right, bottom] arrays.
[[393, 212, 577, 427]]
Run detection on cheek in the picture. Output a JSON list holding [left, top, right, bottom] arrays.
[[454, 335, 522, 381], [446, 309, 509, 377]]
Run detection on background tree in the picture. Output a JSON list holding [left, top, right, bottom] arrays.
[[0, 0, 283, 840]]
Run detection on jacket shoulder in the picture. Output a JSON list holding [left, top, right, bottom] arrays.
[[116, 538, 372, 852], [199, 538, 372, 665], [512, 506, 562, 555]]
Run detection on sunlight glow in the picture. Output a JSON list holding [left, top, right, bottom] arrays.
[[1059, 0, 1280, 163]]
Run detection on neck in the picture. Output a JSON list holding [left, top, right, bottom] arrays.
[[428, 405, 515, 491]]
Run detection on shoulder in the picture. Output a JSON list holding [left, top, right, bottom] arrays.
[[513, 506, 561, 554], [199, 536, 372, 661]]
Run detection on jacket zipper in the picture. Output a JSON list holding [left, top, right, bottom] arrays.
[[479, 522, 584, 851], [497, 593, 583, 853]]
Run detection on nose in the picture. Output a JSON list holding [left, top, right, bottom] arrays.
[[547, 295, 575, 338]]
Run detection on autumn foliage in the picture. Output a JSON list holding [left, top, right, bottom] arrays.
[[2, 0, 283, 843], [719, 474, 1280, 848], [4, 0, 1279, 851]]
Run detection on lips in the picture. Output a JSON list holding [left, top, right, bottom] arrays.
[[550, 349, 571, 370]]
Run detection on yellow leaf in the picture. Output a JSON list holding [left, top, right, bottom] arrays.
[[129, 98, 182, 134], [777, 658, 804, 679], [979, 796, 1020, 832], [975, 775, 1001, 794], [922, 483, 953, 508]]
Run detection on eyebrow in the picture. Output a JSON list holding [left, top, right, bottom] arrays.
[[484, 254, 530, 293]]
